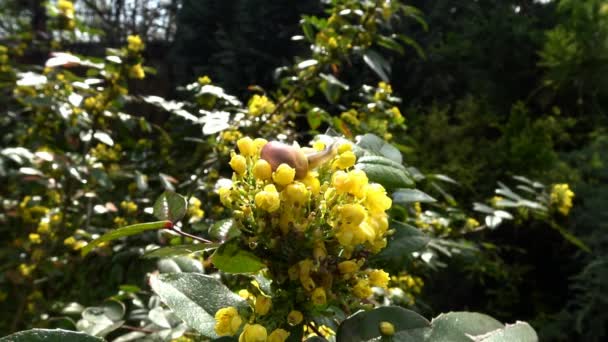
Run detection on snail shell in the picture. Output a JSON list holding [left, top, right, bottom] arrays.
[[260, 141, 337, 179]]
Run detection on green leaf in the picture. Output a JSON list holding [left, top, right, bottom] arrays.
[[149, 273, 246, 338], [363, 50, 390, 82], [154, 191, 188, 222], [549, 222, 591, 253], [336, 306, 430, 342], [426, 312, 505, 342], [211, 240, 266, 274], [355, 134, 403, 163], [355, 156, 413, 191], [0, 329, 104, 342], [209, 219, 241, 242], [371, 221, 429, 264], [81, 221, 171, 256], [392, 189, 436, 204], [377, 35, 405, 55], [396, 34, 426, 59], [307, 108, 330, 130], [472, 321, 538, 341], [143, 243, 219, 259], [158, 257, 204, 273]]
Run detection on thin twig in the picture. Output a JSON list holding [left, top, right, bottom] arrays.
[[169, 227, 212, 243]]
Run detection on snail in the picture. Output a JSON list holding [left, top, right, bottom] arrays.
[[260, 141, 338, 179]]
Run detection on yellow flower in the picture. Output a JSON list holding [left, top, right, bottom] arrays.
[[268, 328, 290, 342], [338, 260, 360, 274], [253, 138, 268, 154], [363, 183, 392, 214], [19, 264, 35, 277], [219, 187, 233, 207], [332, 169, 368, 197], [390, 107, 404, 124], [188, 197, 204, 220], [550, 183, 575, 215], [301, 172, 321, 194], [222, 130, 243, 142], [255, 295, 272, 316], [214, 307, 243, 336], [337, 142, 352, 154], [28, 233, 41, 244], [333, 151, 356, 170], [288, 310, 303, 325], [273, 164, 296, 186], [253, 159, 272, 181], [248, 95, 276, 116], [328, 37, 338, 49], [368, 269, 390, 289], [57, 0, 74, 17], [129, 64, 145, 79], [198, 75, 212, 85], [37, 220, 50, 234], [311, 287, 326, 306], [239, 324, 267, 342], [238, 289, 251, 299], [353, 278, 372, 299], [282, 182, 309, 205], [255, 184, 280, 212], [465, 217, 479, 229], [127, 35, 144, 52], [338, 204, 367, 228], [230, 154, 247, 175], [64, 236, 76, 246], [237, 137, 255, 157], [379, 321, 395, 336], [120, 200, 138, 214], [378, 82, 392, 94]]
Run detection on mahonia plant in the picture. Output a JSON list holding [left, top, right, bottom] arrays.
[[213, 136, 393, 340]]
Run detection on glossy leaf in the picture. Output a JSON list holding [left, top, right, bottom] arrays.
[[81, 221, 172, 256], [153, 191, 187, 222], [426, 312, 504, 342], [392, 188, 436, 204], [336, 306, 430, 342], [211, 240, 266, 274], [209, 218, 241, 242], [355, 156, 413, 191], [371, 221, 429, 264], [149, 273, 246, 338], [0, 329, 104, 342], [363, 50, 390, 82]]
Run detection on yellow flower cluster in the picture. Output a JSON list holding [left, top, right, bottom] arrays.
[[248, 95, 276, 116], [57, 0, 75, 30], [550, 183, 575, 216], [188, 196, 205, 222], [57, 0, 75, 18], [120, 200, 138, 214], [129, 64, 145, 79], [218, 136, 393, 334], [389, 273, 424, 305], [214, 305, 291, 342], [127, 35, 144, 52], [198, 75, 212, 85], [0, 45, 10, 73]]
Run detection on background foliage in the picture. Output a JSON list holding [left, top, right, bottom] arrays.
[[0, 0, 606, 341]]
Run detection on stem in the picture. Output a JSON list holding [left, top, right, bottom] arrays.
[[169, 227, 212, 244]]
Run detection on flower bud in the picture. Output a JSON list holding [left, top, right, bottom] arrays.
[[230, 154, 247, 175], [237, 137, 255, 157]]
